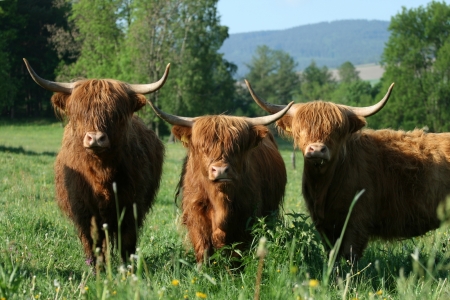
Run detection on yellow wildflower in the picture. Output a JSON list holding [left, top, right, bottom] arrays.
[[308, 279, 319, 288], [172, 279, 180, 286], [376, 290, 383, 295], [196, 291, 207, 298]]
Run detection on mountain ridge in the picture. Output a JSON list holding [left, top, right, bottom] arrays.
[[220, 19, 390, 78]]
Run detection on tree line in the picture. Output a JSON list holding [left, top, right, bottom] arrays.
[[1, 0, 449, 133]]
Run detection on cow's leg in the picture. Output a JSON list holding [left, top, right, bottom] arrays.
[[119, 219, 138, 263], [340, 225, 368, 262], [211, 206, 227, 249], [76, 217, 96, 265], [183, 206, 213, 263]]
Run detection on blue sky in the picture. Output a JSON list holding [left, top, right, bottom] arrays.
[[217, 0, 437, 34]]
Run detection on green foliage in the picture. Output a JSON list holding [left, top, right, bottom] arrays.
[[375, 1, 450, 131], [0, 0, 70, 118], [66, 0, 124, 78], [299, 60, 336, 101], [242, 45, 299, 116]]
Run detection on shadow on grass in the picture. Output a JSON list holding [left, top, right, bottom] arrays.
[[0, 145, 57, 157]]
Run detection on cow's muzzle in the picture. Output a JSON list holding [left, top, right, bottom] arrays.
[[209, 164, 232, 182], [304, 143, 330, 167], [83, 131, 110, 151]]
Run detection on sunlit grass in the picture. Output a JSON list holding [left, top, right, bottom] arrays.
[[0, 122, 449, 299]]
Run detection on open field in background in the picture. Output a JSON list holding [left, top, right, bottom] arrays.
[[1, 122, 450, 299], [330, 63, 385, 85]]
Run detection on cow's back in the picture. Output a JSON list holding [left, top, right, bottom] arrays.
[[338, 129, 450, 240]]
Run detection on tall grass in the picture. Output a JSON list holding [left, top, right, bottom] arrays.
[[0, 122, 449, 299]]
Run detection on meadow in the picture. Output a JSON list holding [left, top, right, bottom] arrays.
[[0, 121, 450, 299]]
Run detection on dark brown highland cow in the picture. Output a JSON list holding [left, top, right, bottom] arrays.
[[148, 99, 293, 263], [248, 80, 450, 261], [23, 58, 169, 263]]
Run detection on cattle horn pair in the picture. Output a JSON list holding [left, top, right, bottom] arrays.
[[147, 99, 294, 127], [245, 79, 395, 117], [23, 58, 170, 94]]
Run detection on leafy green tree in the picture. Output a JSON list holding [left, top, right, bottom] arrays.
[[243, 45, 299, 117], [120, 0, 236, 137], [300, 60, 336, 101], [0, 0, 71, 118], [330, 61, 375, 107], [338, 61, 360, 84], [374, 1, 450, 132], [64, 0, 124, 79]]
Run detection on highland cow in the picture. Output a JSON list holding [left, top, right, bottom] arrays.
[[148, 99, 293, 263], [247, 80, 450, 260], [23, 58, 169, 263]]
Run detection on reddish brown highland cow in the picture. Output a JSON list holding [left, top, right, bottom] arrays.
[[248, 80, 450, 260], [148, 99, 293, 263], [23, 58, 169, 263]]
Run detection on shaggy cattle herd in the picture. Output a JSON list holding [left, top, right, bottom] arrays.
[[22, 58, 450, 266]]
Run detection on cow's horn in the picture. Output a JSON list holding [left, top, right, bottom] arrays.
[[147, 98, 194, 127], [245, 79, 297, 116], [245, 101, 294, 126], [129, 64, 171, 94], [346, 83, 395, 117], [23, 58, 74, 94]]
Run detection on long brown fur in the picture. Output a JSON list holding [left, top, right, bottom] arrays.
[[173, 116, 286, 263], [277, 101, 450, 260], [52, 79, 164, 263]]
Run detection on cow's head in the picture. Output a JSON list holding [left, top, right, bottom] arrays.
[[246, 79, 394, 173], [23, 58, 169, 155], [147, 99, 292, 186]]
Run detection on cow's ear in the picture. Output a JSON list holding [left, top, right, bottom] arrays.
[[133, 94, 147, 112], [348, 114, 367, 133], [51, 93, 70, 115], [276, 116, 293, 136], [172, 125, 192, 148], [250, 125, 269, 146]]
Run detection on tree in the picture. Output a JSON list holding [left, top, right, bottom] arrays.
[[121, 0, 236, 136], [330, 61, 375, 107], [375, 1, 450, 132], [64, 0, 124, 79], [338, 61, 360, 84], [299, 60, 336, 101], [0, 0, 71, 118], [244, 45, 299, 116]]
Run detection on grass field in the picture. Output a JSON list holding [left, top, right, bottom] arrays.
[[1, 121, 450, 299]]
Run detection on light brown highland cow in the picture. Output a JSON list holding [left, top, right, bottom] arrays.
[[148, 99, 293, 263], [248, 80, 450, 261], [23, 58, 169, 263]]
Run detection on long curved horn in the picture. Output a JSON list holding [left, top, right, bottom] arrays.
[[147, 98, 194, 127], [129, 64, 170, 94], [245, 79, 297, 116], [344, 83, 395, 117], [245, 101, 294, 126], [23, 58, 74, 93]]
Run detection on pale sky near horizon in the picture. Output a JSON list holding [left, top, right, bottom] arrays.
[[217, 0, 438, 34]]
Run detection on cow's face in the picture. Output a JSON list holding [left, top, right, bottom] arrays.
[[51, 80, 147, 155], [173, 116, 269, 186], [277, 102, 366, 172]]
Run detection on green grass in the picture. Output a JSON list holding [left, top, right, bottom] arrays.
[[0, 122, 450, 299]]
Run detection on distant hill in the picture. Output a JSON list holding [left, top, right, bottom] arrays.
[[220, 20, 390, 78]]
